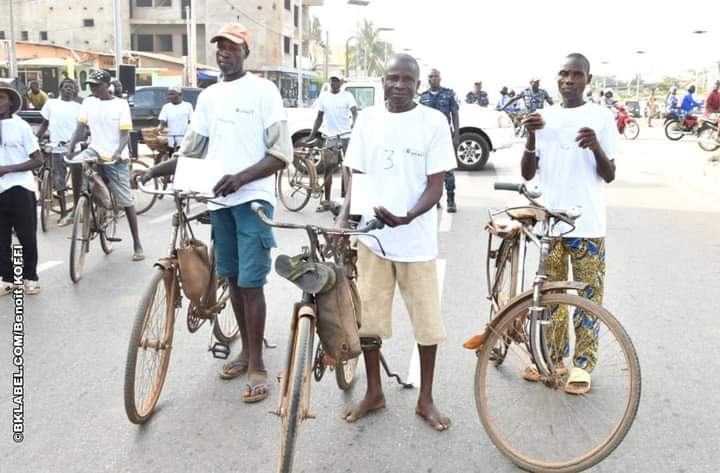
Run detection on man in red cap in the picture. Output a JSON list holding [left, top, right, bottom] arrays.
[[0, 82, 44, 296], [140, 23, 292, 403]]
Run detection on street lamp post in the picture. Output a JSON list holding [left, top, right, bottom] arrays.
[[377, 27, 394, 63], [600, 61, 610, 91], [297, 0, 303, 108], [635, 50, 646, 101]]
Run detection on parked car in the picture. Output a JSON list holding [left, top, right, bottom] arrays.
[[128, 86, 202, 132], [286, 77, 515, 171], [624, 100, 642, 118]]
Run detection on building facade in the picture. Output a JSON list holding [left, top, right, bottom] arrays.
[[0, 0, 323, 104]]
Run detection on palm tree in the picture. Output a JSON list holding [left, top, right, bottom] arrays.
[[348, 19, 393, 77]]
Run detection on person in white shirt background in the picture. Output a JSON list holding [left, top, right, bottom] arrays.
[[139, 23, 292, 403], [36, 78, 82, 221], [66, 70, 145, 261], [336, 54, 455, 431], [0, 83, 44, 296], [520, 52, 619, 395], [306, 72, 357, 212], [157, 86, 194, 155]]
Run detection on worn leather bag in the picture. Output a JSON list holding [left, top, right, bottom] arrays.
[[316, 263, 362, 362], [90, 174, 113, 209], [176, 238, 211, 307]]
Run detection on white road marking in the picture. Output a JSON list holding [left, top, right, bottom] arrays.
[[149, 211, 175, 224], [438, 212, 453, 232], [406, 258, 447, 387], [37, 260, 63, 274]]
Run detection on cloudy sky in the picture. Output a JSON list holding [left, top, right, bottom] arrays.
[[314, 0, 718, 96]]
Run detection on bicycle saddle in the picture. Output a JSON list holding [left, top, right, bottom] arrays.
[[275, 254, 336, 295]]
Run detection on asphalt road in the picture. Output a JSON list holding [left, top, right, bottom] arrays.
[[1, 124, 719, 472]]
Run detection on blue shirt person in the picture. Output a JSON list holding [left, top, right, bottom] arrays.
[[465, 81, 489, 107], [680, 86, 703, 113], [503, 78, 554, 113]]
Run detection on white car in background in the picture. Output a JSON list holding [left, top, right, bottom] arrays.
[[286, 77, 515, 171]]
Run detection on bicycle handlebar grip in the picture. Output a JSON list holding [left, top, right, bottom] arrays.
[[494, 182, 524, 192], [250, 202, 264, 215], [365, 218, 385, 231]]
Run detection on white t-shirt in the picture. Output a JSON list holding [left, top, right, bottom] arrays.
[[40, 98, 82, 147], [79, 96, 133, 161], [158, 101, 194, 147], [534, 103, 621, 237], [344, 104, 457, 262], [189, 72, 286, 210], [318, 90, 357, 136], [0, 115, 40, 194]]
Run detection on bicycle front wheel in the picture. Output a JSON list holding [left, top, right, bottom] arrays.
[[124, 268, 177, 424], [277, 314, 314, 473], [475, 293, 641, 472], [623, 121, 640, 140], [212, 277, 240, 344], [277, 157, 314, 212], [130, 159, 158, 215], [39, 169, 51, 233], [335, 356, 358, 390], [69, 195, 90, 283]]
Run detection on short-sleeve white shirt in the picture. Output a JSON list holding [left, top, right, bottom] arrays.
[[79, 96, 133, 160], [189, 72, 286, 210], [158, 101, 194, 147], [344, 104, 457, 262], [534, 103, 621, 237], [0, 115, 40, 194], [40, 98, 82, 147], [318, 90, 357, 136]]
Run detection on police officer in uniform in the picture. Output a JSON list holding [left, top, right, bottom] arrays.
[[419, 69, 459, 213]]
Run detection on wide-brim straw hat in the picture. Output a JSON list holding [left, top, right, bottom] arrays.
[[0, 82, 23, 115]]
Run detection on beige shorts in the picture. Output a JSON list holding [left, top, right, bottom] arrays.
[[356, 242, 446, 346]]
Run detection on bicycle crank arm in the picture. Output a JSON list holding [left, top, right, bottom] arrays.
[[208, 342, 231, 359]]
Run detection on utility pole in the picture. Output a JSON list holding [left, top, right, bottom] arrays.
[[112, 0, 123, 69], [8, 0, 18, 78], [297, 0, 303, 108], [185, 6, 191, 86], [189, 0, 197, 87], [324, 31, 329, 81]]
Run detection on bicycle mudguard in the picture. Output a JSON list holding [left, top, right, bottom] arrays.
[[463, 281, 589, 350]]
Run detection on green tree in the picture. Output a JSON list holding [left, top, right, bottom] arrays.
[[348, 19, 394, 77]]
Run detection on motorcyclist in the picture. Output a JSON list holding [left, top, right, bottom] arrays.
[[666, 87, 680, 115], [681, 85, 703, 114]]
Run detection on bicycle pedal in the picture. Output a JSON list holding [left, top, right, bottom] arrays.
[[208, 342, 231, 359], [105, 236, 122, 242], [303, 412, 316, 420]]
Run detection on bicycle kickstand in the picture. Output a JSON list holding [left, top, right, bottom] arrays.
[[379, 351, 414, 389]]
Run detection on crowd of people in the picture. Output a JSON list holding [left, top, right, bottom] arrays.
[[0, 20, 712, 431]]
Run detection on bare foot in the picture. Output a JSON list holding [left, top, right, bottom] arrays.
[[342, 394, 386, 422], [415, 400, 450, 431]]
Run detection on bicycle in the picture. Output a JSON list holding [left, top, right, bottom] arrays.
[[131, 128, 181, 215], [63, 153, 121, 283], [123, 182, 242, 424], [37, 141, 74, 232], [466, 182, 641, 473], [276, 133, 350, 212], [251, 202, 410, 473]]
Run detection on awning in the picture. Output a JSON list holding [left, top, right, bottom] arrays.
[[18, 57, 68, 67]]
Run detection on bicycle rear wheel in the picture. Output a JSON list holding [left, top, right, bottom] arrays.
[[277, 157, 315, 212], [335, 356, 358, 390], [99, 193, 119, 254], [130, 159, 158, 215], [69, 195, 90, 283], [474, 293, 641, 472], [277, 314, 314, 473], [124, 268, 177, 424], [39, 169, 51, 233]]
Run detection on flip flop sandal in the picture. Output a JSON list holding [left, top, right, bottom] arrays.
[[522, 363, 569, 382], [564, 367, 592, 395], [243, 370, 269, 403], [219, 358, 249, 380]]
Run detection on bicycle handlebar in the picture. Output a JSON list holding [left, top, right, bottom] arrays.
[[494, 181, 581, 230], [251, 201, 384, 235], [135, 179, 224, 205], [494, 182, 542, 199]]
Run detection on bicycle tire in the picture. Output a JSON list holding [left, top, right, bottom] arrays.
[[212, 277, 240, 344], [277, 157, 315, 212], [40, 169, 51, 233], [335, 356, 358, 390], [130, 159, 158, 215], [69, 196, 90, 283], [474, 293, 641, 473], [697, 126, 720, 152], [124, 268, 177, 424], [99, 193, 119, 255], [277, 315, 314, 473]]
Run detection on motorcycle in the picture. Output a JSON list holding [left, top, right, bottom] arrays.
[[697, 114, 720, 152], [664, 108, 701, 141], [616, 105, 639, 140]]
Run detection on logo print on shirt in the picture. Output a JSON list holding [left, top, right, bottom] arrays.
[[405, 148, 424, 158]]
